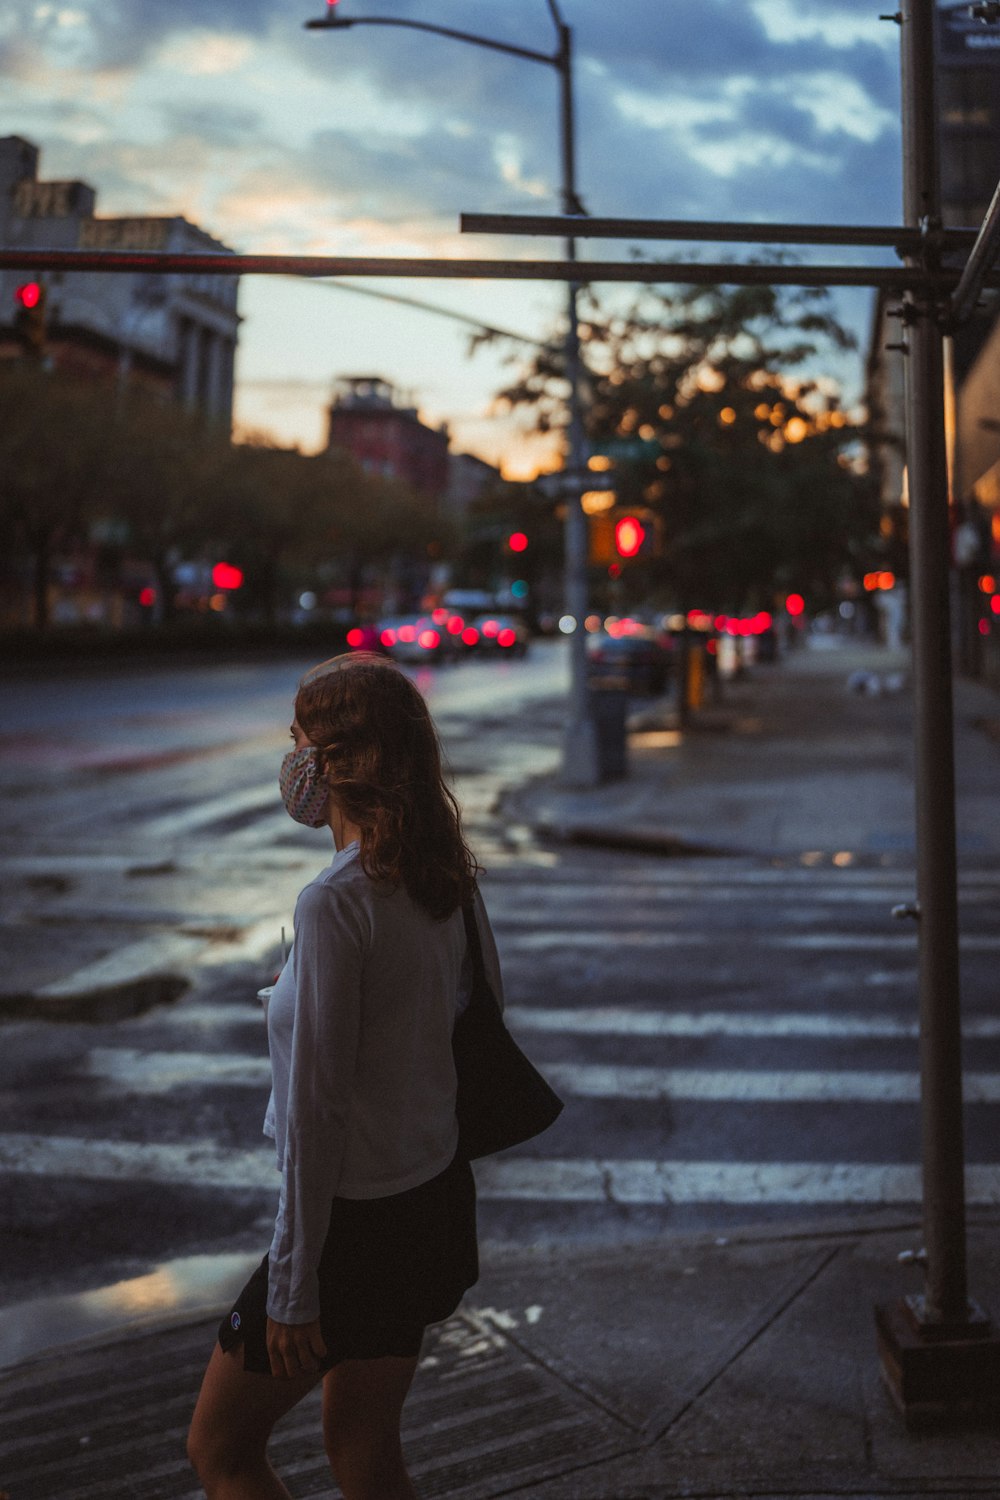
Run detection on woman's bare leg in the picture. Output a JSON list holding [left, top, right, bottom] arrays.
[[322, 1354, 420, 1500], [187, 1342, 322, 1500]]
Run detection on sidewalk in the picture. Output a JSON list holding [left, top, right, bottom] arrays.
[[3, 638, 1000, 1499], [504, 637, 1000, 862], [5, 1221, 1000, 1498]]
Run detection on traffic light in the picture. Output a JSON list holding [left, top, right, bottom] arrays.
[[212, 562, 244, 590], [14, 281, 47, 356], [615, 515, 649, 558], [507, 531, 529, 553]]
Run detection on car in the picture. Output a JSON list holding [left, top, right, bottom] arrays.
[[375, 614, 455, 665], [586, 620, 674, 694], [471, 612, 530, 658]]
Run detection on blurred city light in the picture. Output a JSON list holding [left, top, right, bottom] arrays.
[[211, 562, 244, 590]]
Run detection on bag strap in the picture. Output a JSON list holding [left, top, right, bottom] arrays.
[[461, 900, 484, 977], [461, 899, 496, 1011]]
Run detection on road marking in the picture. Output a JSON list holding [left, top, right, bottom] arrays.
[[543, 1064, 1000, 1103], [75, 1047, 1000, 1104], [2, 1133, 1000, 1206], [0, 1133, 278, 1188], [143, 1003, 1000, 1043], [141, 785, 278, 840], [506, 929, 1000, 952], [33, 935, 207, 1001], [86, 1048, 270, 1090], [475, 1159, 1000, 1206], [503, 1005, 1000, 1040], [224, 811, 322, 848], [25, 919, 286, 1009], [138, 1001, 264, 1028], [491, 870, 1000, 890], [493, 885, 1000, 906]]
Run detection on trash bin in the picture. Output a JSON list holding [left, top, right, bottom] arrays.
[[589, 680, 629, 782]]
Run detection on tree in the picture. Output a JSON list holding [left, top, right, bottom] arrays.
[[493, 276, 879, 613], [0, 365, 119, 629], [101, 392, 234, 621], [213, 441, 450, 622]]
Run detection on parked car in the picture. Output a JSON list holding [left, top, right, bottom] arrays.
[[586, 621, 674, 694]]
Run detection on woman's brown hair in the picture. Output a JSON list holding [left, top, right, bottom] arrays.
[[294, 653, 480, 920]]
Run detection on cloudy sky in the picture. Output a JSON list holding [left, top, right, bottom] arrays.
[[2, 0, 906, 473]]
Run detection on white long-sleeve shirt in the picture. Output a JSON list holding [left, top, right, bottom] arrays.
[[264, 842, 503, 1324]]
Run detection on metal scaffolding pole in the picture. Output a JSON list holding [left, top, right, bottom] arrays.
[[2, 248, 995, 291], [874, 0, 1000, 1424], [460, 212, 979, 254], [900, 0, 968, 1330], [949, 174, 1000, 326]]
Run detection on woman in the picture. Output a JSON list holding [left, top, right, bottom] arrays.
[[188, 653, 502, 1500]]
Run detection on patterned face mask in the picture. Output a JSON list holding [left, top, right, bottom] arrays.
[[278, 745, 329, 828]]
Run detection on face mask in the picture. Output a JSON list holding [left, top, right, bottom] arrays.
[[279, 745, 329, 828]]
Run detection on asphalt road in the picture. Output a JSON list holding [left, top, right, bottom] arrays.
[[2, 643, 1000, 1353]]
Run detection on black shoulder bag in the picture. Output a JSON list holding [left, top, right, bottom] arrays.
[[453, 902, 564, 1161]]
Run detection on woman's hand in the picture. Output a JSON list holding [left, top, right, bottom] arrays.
[[266, 1316, 328, 1379]]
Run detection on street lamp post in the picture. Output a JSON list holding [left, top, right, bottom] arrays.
[[306, 1, 600, 785]]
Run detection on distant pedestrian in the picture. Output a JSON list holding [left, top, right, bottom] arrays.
[[187, 653, 502, 1500]]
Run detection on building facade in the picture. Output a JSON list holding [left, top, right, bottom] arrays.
[[937, 2, 1000, 230], [325, 376, 450, 504], [0, 135, 240, 424]]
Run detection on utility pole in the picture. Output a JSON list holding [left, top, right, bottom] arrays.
[[305, 0, 599, 785]]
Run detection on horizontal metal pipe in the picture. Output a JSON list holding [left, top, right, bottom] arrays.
[[1, 248, 995, 291], [460, 212, 979, 252], [949, 175, 1000, 326]]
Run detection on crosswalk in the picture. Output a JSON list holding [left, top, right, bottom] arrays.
[[3, 857, 1000, 1221]]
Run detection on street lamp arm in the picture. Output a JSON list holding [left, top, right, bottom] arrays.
[[305, 14, 558, 69]]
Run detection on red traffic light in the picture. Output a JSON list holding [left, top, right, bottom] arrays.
[[508, 531, 529, 553], [15, 282, 42, 310], [212, 562, 244, 590], [614, 516, 646, 558]]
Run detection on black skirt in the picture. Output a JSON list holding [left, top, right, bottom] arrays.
[[218, 1151, 478, 1375]]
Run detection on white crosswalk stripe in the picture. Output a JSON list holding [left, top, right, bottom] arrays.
[[507, 928, 1000, 951], [140, 1002, 1000, 1042], [142, 786, 278, 840], [2, 1132, 1000, 1207], [82, 1048, 1000, 1105], [504, 1006, 1000, 1039]]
